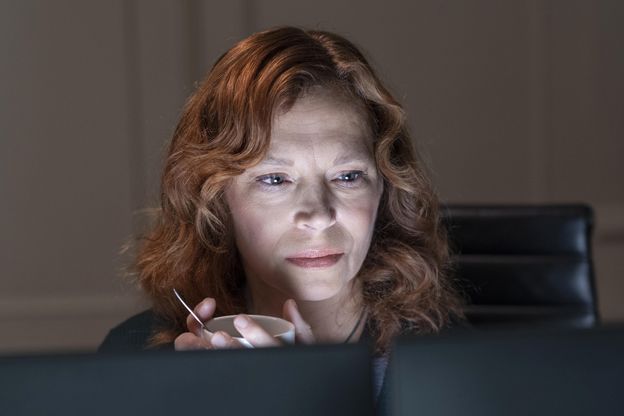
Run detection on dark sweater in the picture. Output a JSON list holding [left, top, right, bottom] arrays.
[[98, 310, 171, 353]]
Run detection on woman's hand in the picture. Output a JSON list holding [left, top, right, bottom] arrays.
[[173, 297, 219, 350], [173, 298, 315, 351], [281, 299, 315, 344]]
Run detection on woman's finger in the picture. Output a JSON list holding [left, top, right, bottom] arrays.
[[186, 297, 216, 336], [283, 299, 315, 344], [210, 331, 245, 349], [174, 332, 211, 351], [233, 314, 281, 347]]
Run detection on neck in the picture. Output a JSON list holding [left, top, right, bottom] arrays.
[[245, 279, 366, 344]]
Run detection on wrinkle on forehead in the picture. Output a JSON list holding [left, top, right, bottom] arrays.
[[278, 85, 369, 120], [264, 129, 375, 170], [268, 88, 375, 160], [278, 90, 368, 130]]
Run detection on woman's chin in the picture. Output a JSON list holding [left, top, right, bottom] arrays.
[[289, 282, 349, 302]]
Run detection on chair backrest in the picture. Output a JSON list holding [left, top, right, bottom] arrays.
[[441, 204, 598, 328]]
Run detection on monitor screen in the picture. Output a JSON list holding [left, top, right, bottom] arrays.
[[387, 326, 624, 416], [0, 343, 375, 416]]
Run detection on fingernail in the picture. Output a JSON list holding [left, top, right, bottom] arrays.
[[290, 299, 298, 311], [234, 315, 249, 329], [211, 332, 228, 348]]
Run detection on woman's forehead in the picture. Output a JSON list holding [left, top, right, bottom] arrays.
[[257, 143, 374, 169], [269, 90, 374, 154], [265, 126, 375, 166], [276, 87, 368, 125]]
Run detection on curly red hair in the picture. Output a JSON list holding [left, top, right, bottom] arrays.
[[133, 26, 463, 352]]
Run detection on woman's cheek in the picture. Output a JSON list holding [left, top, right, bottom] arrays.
[[248, 187, 292, 205]]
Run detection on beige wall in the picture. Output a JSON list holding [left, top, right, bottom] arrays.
[[1, 0, 622, 353]]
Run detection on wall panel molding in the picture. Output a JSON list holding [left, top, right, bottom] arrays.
[[528, 0, 552, 202], [0, 293, 147, 321], [594, 203, 624, 243], [0, 293, 148, 353]]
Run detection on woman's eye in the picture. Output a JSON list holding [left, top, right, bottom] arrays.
[[338, 171, 361, 181], [336, 171, 365, 187], [257, 174, 288, 186]]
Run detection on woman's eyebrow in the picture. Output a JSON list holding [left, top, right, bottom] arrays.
[[258, 156, 294, 166], [332, 152, 373, 165], [256, 152, 373, 167]]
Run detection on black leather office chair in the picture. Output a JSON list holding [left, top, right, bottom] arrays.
[[442, 204, 598, 328]]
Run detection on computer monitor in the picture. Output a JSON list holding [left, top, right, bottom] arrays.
[[387, 326, 624, 416], [0, 343, 375, 416]]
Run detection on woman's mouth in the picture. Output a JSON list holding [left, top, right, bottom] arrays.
[[286, 251, 344, 268]]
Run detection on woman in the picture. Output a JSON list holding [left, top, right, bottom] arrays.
[[100, 26, 462, 357]]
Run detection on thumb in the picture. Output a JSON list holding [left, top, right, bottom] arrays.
[[283, 299, 315, 344]]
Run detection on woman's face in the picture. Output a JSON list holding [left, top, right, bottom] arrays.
[[225, 88, 384, 302]]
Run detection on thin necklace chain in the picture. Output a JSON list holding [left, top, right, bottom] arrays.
[[344, 307, 367, 343]]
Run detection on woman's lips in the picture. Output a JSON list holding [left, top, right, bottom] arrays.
[[286, 253, 344, 268]]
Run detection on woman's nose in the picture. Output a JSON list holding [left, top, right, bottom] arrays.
[[293, 184, 337, 231]]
